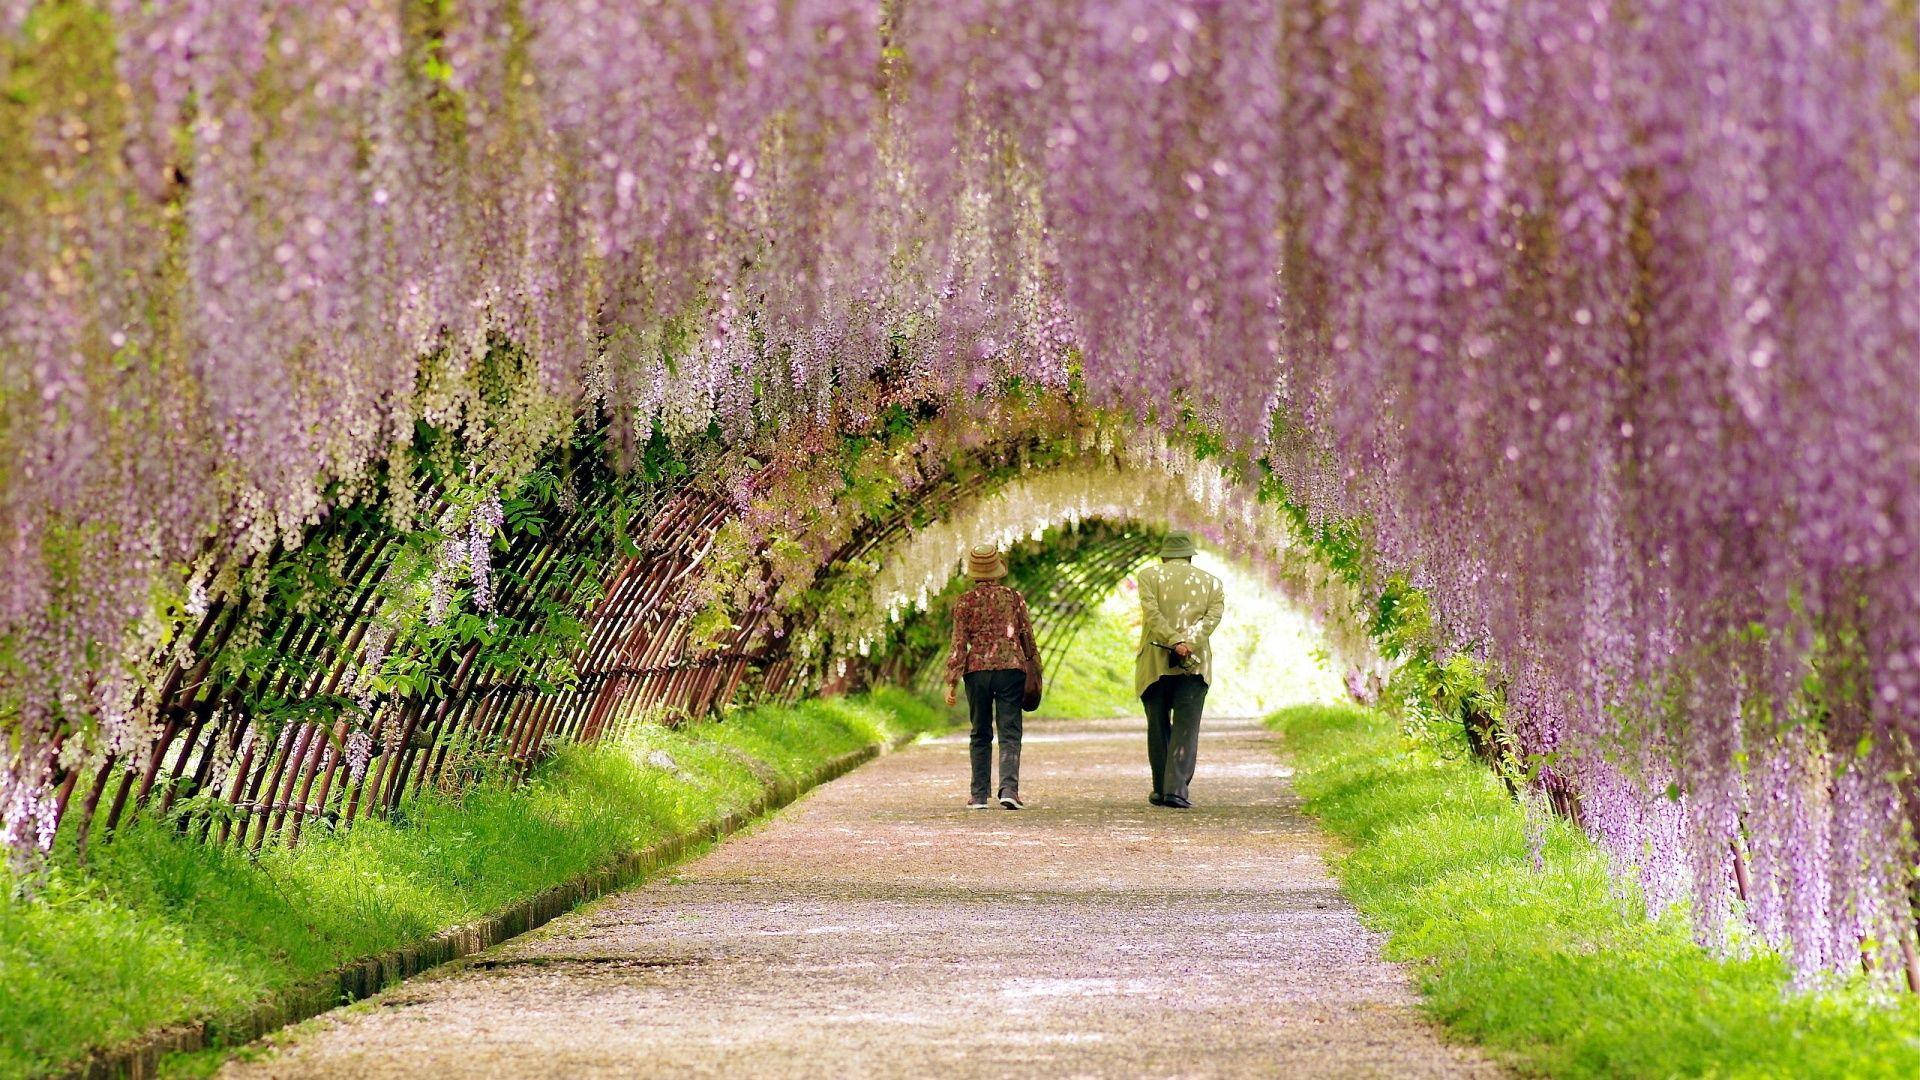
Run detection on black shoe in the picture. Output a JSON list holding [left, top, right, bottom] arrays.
[[1148, 793, 1167, 806], [1163, 796, 1193, 809]]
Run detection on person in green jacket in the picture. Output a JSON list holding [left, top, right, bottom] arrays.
[[1134, 531, 1225, 809]]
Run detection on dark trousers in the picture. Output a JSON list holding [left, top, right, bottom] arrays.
[[965, 668, 1025, 800], [1143, 673, 1208, 801]]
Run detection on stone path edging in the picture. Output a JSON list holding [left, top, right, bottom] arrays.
[[61, 735, 910, 1080]]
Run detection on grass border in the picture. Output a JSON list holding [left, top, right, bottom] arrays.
[[1268, 702, 1920, 1079], [61, 735, 911, 1080]]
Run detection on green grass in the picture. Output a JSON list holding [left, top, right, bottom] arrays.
[[1042, 593, 1141, 718], [0, 689, 948, 1080], [1271, 702, 1920, 1079]]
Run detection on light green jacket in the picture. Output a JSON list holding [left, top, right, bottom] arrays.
[[1134, 558, 1226, 698]]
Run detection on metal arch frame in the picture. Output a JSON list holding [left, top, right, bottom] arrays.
[[47, 416, 1079, 854], [1025, 527, 1164, 678], [893, 520, 1165, 696]]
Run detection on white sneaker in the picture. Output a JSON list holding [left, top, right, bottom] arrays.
[[999, 795, 1025, 810]]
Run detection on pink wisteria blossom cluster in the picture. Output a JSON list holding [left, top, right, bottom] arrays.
[[4, 1, 1918, 978]]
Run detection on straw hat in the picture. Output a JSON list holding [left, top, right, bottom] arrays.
[[1159, 531, 1196, 560], [965, 544, 1008, 580]]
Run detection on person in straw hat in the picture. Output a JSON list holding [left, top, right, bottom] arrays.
[[1134, 530, 1225, 809], [944, 544, 1041, 809]]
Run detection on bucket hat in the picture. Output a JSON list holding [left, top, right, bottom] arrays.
[[965, 544, 1008, 580], [1159, 531, 1196, 560]]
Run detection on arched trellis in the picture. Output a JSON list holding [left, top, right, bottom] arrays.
[[44, 397, 1365, 861], [47, 414, 1102, 855], [1024, 527, 1165, 679], [844, 446, 1373, 706], [59, 429, 716, 854], [895, 523, 1165, 695], [858, 520, 1164, 694]]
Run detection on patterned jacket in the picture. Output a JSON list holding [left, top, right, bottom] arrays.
[[1133, 559, 1226, 697], [947, 582, 1040, 683]]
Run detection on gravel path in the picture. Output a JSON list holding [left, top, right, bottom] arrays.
[[222, 715, 1502, 1078]]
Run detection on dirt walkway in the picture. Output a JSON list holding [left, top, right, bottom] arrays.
[[222, 716, 1501, 1078]]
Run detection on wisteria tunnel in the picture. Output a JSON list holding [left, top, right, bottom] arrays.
[[4, 0, 1920, 1076], [54, 420, 1291, 858]]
